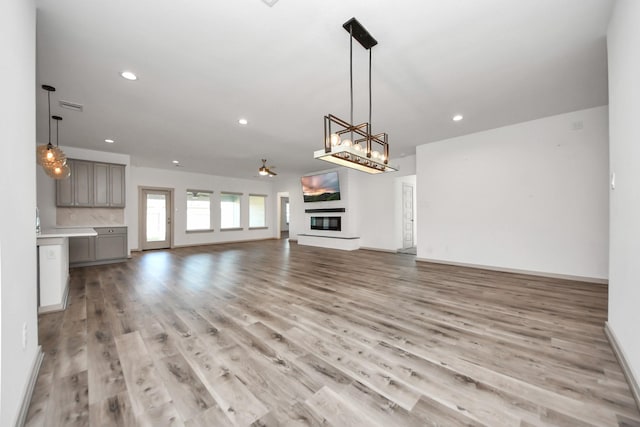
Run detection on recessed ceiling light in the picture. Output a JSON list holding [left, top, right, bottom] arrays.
[[238, 118, 248, 125], [452, 114, 464, 122], [105, 139, 115, 144], [172, 160, 180, 164], [120, 71, 138, 81]]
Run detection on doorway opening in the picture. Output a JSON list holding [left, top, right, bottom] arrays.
[[277, 192, 290, 239]]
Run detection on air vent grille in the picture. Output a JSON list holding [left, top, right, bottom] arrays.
[[59, 100, 83, 112]]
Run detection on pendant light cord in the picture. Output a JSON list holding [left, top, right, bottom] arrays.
[[349, 26, 354, 139], [369, 47, 372, 151], [47, 90, 52, 145], [55, 119, 59, 147]]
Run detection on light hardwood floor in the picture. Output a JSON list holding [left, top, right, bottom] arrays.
[[26, 239, 640, 426]]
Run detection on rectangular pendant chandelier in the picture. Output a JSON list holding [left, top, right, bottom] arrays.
[[315, 114, 397, 174], [316, 18, 398, 174]]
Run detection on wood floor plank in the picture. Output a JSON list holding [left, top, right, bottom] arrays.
[[47, 370, 90, 427], [86, 296, 126, 404], [154, 353, 218, 421], [114, 331, 178, 420], [88, 391, 137, 426], [305, 386, 382, 427], [27, 240, 640, 426]]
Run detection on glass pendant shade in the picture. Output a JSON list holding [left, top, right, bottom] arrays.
[[45, 162, 71, 179], [36, 143, 66, 166]]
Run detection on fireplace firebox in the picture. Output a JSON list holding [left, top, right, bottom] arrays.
[[310, 216, 341, 231]]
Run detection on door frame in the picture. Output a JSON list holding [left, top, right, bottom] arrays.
[[138, 186, 174, 250], [402, 182, 414, 249]]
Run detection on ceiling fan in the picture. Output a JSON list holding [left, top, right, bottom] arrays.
[[258, 159, 277, 177]]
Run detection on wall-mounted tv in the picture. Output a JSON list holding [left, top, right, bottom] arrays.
[[301, 171, 341, 202]]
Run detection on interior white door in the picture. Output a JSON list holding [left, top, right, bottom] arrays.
[[402, 183, 414, 249], [141, 189, 171, 250]]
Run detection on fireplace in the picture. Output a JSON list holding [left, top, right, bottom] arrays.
[[310, 216, 341, 231]]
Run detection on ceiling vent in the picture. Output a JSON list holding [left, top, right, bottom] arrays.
[[59, 100, 83, 112], [261, 0, 279, 7]]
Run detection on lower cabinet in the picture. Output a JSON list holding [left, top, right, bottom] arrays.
[[69, 236, 95, 263], [69, 227, 128, 267]]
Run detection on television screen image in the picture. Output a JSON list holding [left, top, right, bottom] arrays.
[[301, 171, 341, 202]]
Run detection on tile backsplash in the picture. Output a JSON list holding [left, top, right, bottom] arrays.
[[57, 208, 125, 226]]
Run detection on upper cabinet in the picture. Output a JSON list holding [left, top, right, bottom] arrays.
[[109, 164, 125, 207], [56, 159, 126, 208], [74, 160, 94, 206]]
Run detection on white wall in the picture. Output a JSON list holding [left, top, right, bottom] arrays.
[[0, 0, 38, 424], [275, 176, 305, 240], [354, 156, 417, 251], [275, 156, 417, 252], [416, 106, 609, 281], [130, 167, 276, 249], [607, 0, 640, 390]]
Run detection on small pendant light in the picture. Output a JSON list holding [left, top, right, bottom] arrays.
[[45, 115, 71, 179], [36, 85, 67, 173]]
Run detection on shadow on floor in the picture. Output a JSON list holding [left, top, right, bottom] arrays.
[[397, 246, 417, 255]]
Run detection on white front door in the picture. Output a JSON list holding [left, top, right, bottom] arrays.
[[402, 183, 414, 249]]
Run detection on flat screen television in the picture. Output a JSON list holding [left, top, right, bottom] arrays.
[[301, 171, 341, 202]]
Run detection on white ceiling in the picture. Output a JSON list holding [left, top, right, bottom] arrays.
[[35, 0, 613, 179]]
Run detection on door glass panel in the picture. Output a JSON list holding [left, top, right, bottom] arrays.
[[146, 194, 167, 242]]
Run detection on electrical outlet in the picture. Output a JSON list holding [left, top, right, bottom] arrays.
[[22, 322, 27, 349]]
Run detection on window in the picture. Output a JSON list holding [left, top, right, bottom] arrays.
[[220, 192, 241, 229], [249, 195, 267, 228], [186, 190, 212, 231]]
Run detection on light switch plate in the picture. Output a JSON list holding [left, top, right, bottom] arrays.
[[611, 172, 616, 190]]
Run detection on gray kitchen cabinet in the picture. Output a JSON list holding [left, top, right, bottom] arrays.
[[69, 226, 128, 267], [95, 227, 127, 260], [68, 235, 95, 263], [56, 159, 126, 207], [56, 161, 74, 206], [74, 160, 94, 206], [93, 162, 110, 206], [109, 164, 126, 207]]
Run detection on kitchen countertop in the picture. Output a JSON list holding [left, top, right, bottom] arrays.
[[37, 227, 98, 239]]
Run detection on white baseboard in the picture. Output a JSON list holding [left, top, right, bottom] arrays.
[[172, 237, 276, 249], [605, 322, 640, 411], [359, 246, 397, 253], [14, 346, 44, 427], [415, 257, 608, 284]]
